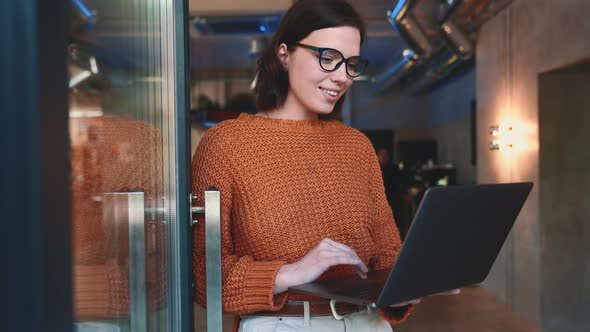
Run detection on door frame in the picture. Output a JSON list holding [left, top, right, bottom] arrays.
[[171, 0, 194, 330], [1, 0, 71, 331], [0, 0, 193, 330]]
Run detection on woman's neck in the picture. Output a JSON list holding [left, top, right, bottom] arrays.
[[264, 95, 320, 121]]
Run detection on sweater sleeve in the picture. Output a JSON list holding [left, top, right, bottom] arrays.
[[73, 259, 129, 319], [365, 145, 415, 323], [191, 131, 289, 315]]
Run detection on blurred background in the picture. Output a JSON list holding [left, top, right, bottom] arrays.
[[3, 0, 588, 332]]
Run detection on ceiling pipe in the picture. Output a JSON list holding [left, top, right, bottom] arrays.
[[441, 21, 473, 58], [440, 0, 472, 60], [372, 0, 427, 91], [410, 0, 473, 91], [408, 51, 461, 92], [393, 14, 433, 59], [438, 0, 463, 26], [373, 49, 419, 92]]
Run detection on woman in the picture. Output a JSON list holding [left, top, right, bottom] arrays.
[[192, 1, 435, 331]]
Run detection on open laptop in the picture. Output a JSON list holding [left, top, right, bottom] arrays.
[[289, 182, 533, 308]]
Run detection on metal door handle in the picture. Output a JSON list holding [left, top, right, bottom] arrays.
[[102, 189, 222, 332], [191, 188, 222, 332], [102, 192, 148, 332]]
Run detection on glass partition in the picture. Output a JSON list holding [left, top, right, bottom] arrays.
[[68, 0, 188, 331]]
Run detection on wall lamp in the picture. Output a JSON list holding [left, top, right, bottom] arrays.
[[489, 124, 513, 150]]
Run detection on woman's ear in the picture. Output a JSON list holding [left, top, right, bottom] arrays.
[[276, 43, 289, 71]]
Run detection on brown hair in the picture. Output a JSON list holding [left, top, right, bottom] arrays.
[[254, 0, 366, 116]]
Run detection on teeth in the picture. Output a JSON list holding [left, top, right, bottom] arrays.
[[321, 88, 338, 97]]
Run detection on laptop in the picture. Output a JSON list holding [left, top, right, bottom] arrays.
[[289, 182, 533, 308]]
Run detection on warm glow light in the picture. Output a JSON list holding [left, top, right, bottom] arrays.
[[489, 124, 514, 150]]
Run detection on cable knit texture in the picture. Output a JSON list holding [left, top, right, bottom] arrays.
[[71, 116, 166, 319], [191, 113, 414, 323]]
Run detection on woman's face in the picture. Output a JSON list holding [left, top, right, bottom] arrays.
[[279, 26, 361, 117]]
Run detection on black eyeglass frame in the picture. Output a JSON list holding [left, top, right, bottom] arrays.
[[293, 43, 369, 78]]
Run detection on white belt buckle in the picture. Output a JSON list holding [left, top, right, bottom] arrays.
[[329, 299, 346, 321]]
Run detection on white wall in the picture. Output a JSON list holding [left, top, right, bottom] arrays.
[[476, 0, 590, 326]]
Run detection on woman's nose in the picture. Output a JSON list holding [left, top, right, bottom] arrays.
[[330, 62, 349, 83]]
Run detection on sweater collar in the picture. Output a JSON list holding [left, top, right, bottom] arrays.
[[237, 113, 342, 131]]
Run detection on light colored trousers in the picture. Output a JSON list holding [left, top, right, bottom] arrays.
[[238, 310, 393, 332]]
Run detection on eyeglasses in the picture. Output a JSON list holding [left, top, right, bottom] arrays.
[[294, 43, 368, 78]]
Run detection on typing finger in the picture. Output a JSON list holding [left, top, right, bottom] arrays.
[[323, 238, 357, 255], [322, 239, 368, 273]]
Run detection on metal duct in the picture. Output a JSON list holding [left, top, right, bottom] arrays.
[[376, 0, 473, 93], [409, 50, 461, 92], [410, 6, 474, 91], [375, 0, 425, 91], [373, 49, 419, 92], [438, 0, 463, 25], [396, 15, 433, 58], [441, 21, 473, 58], [388, 0, 434, 58]]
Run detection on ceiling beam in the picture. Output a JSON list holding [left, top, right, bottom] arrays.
[[189, 0, 292, 15]]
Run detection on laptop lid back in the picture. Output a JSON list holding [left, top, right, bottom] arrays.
[[376, 182, 532, 307]]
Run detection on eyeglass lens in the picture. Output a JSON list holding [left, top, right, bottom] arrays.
[[319, 49, 366, 77]]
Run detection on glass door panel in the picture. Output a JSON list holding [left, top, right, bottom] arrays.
[[68, 0, 187, 331]]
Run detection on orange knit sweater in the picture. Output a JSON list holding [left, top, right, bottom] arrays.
[[191, 113, 413, 323], [71, 116, 166, 320]]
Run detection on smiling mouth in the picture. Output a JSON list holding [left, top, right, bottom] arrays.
[[319, 88, 339, 97]]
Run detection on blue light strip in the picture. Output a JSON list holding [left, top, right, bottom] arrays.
[[375, 49, 416, 86], [391, 0, 409, 20], [258, 20, 270, 34], [72, 0, 95, 22], [388, 0, 411, 35]]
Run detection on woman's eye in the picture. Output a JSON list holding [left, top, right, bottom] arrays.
[[320, 57, 335, 63]]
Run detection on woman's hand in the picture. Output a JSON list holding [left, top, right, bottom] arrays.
[[274, 238, 368, 294], [389, 288, 462, 307]]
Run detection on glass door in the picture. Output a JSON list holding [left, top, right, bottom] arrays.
[[68, 0, 191, 331]]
